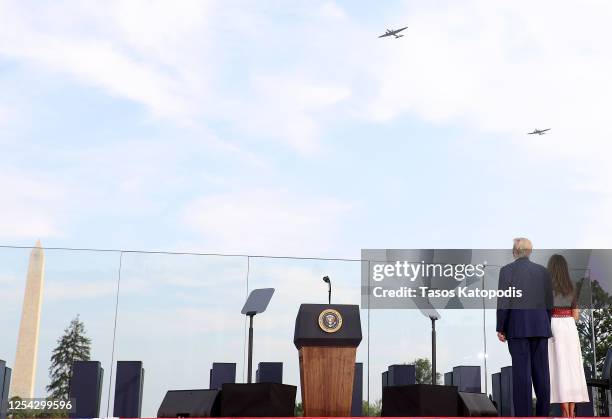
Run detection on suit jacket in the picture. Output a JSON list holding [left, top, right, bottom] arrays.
[[496, 257, 553, 338]]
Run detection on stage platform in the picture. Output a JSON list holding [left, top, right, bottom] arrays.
[[89, 416, 589, 419]]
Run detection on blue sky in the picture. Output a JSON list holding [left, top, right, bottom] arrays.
[[1, 0, 612, 415], [2, 0, 612, 255]]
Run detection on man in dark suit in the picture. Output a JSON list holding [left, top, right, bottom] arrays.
[[497, 238, 553, 417]]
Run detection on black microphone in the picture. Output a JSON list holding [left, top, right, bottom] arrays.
[[323, 276, 331, 304]]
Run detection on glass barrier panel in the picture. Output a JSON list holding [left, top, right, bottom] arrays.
[[246, 257, 367, 412], [368, 305, 439, 410], [482, 265, 510, 396], [41, 249, 120, 412], [111, 252, 248, 418], [436, 309, 487, 390], [0, 247, 120, 412]]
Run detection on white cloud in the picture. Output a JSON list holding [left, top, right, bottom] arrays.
[[2, 0, 612, 248], [42, 275, 157, 301], [0, 273, 23, 302], [180, 189, 353, 255], [239, 75, 351, 154], [0, 171, 65, 240], [365, 1, 612, 142], [355, 0, 612, 244], [0, 0, 213, 123], [116, 306, 244, 337], [0, 0, 352, 154], [0, 106, 8, 126], [45, 280, 116, 301], [316, 1, 348, 21], [3, 0, 610, 160]]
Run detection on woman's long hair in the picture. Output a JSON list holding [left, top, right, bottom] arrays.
[[547, 254, 574, 296]]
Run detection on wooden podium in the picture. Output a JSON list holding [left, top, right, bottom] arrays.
[[294, 304, 362, 417]]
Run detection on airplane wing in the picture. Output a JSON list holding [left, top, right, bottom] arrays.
[[527, 131, 536, 135], [379, 27, 407, 38]]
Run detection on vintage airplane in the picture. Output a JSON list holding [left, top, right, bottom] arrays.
[[527, 128, 551, 135], [379, 27, 408, 39]]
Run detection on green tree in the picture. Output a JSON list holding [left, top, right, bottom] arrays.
[[363, 399, 382, 416], [414, 357, 441, 384], [296, 398, 382, 416], [576, 279, 612, 376], [575, 278, 612, 416], [294, 401, 303, 417], [7, 396, 69, 418], [46, 315, 91, 399], [8, 396, 40, 418]]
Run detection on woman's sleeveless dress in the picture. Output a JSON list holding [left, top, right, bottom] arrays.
[[548, 291, 590, 403]]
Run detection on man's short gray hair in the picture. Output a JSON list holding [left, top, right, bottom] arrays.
[[513, 237, 533, 258]]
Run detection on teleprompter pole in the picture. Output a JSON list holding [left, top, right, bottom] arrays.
[[431, 317, 436, 385], [247, 313, 254, 383]]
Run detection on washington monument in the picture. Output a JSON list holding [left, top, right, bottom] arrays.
[[10, 241, 45, 398]]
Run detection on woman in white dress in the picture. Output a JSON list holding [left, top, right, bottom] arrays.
[[547, 254, 590, 417]]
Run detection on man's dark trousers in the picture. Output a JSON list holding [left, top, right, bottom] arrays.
[[497, 257, 553, 417], [507, 337, 550, 416]]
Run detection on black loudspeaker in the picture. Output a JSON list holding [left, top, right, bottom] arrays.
[[500, 366, 514, 417], [113, 361, 145, 417], [453, 366, 481, 393], [220, 383, 296, 417], [351, 363, 363, 416], [444, 371, 453, 386], [575, 382, 595, 417], [491, 372, 501, 415], [382, 384, 459, 417], [387, 364, 416, 386], [256, 362, 283, 384], [69, 361, 104, 418], [157, 389, 220, 418], [458, 392, 498, 416], [0, 361, 11, 419], [209, 363, 236, 390]]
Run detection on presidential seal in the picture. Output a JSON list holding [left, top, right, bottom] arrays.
[[318, 308, 343, 333]]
